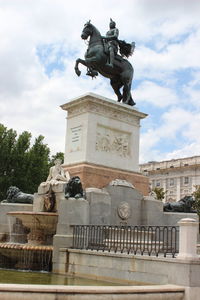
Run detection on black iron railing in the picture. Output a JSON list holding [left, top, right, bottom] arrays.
[[71, 225, 179, 258]]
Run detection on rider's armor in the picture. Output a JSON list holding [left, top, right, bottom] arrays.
[[106, 28, 119, 54], [105, 20, 119, 67]]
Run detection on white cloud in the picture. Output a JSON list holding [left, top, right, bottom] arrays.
[[0, 0, 200, 163], [135, 81, 179, 107], [164, 143, 200, 161], [140, 107, 200, 163]]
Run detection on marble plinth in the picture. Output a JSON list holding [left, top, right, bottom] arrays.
[[61, 93, 148, 194]]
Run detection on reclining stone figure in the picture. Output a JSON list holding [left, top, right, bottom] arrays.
[[3, 186, 34, 204], [163, 196, 196, 213]]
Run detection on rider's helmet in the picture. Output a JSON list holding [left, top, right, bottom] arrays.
[[110, 18, 116, 28]]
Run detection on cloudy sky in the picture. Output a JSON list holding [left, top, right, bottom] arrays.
[[0, 0, 200, 163]]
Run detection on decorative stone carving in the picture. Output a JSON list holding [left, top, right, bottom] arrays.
[[39, 159, 70, 193], [164, 196, 196, 213], [96, 125, 130, 157], [3, 186, 33, 204], [109, 179, 135, 188], [67, 99, 140, 126], [43, 188, 56, 212], [27, 229, 46, 245], [65, 176, 86, 199], [117, 201, 131, 220]]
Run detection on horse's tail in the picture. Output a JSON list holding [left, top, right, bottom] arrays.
[[118, 40, 135, 58]]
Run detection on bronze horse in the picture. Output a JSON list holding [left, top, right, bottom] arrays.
[[75, 21, 135, 106]]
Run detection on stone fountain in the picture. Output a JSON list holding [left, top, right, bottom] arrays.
[[7, 211, 58, 246], [0, 210, 58, 271], [0, 159, 68, 271]]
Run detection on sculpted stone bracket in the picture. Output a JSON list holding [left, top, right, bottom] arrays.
[[109, 179, 135, 188]]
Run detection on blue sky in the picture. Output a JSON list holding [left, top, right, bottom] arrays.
[[0, 0, 200, 163]]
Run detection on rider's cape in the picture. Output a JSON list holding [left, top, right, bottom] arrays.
[[118, 40, 135, 58]]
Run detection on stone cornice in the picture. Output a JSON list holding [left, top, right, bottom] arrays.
[[61, 92, 147, 126], [147, 164, 200, 175]]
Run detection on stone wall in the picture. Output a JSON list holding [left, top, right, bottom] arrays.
[[64, 248, 199, 300]]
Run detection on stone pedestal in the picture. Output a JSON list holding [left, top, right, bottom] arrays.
[[177, 218, 199, 260], [52, 196, 89, 273], [61, 93, 148, 195], [35, 183, 66, 213]]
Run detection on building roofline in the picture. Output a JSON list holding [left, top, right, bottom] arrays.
[[140, 155, 200, 166]]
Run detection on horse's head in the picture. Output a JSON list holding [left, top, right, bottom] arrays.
[[81, 20, 93, 40]]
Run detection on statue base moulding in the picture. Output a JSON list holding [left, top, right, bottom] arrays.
[[62, 162, 149, 196]]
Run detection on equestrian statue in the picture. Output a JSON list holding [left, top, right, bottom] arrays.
[[75, 19, 135, 106]]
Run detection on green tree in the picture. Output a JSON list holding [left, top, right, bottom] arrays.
[[192, 185, 200, 232], [0, 124, 17, 199], [49, 152, 64, 167], [192, 185, 200, 214], [152, 187, 166, 201], [26, 135, 50, 194], [0, 124, 51, 200], [11, 131, 32, 192]]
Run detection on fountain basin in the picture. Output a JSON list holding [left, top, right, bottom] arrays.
[[7, 211, 58, 245], [0, 243, 53, 271]]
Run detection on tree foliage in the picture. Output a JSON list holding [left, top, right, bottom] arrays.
[[49, 152, 64, 167], [192, 185, 200, 217], [192, 185, 200, 232], [0, 124, 64, 200], [152, 187, 166, 201]]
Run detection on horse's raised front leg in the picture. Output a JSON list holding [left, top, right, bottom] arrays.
[[75, 58, 88, 76]]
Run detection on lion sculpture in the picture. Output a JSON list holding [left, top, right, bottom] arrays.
[[163, 196, 196, 213], [64, 176, 85, 199], [3, 186, 34, 204]]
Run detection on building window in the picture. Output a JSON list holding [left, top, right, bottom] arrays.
[[156, 180, 160, 187], [184, 177, 189, 184], [169, 178, 174, 186]]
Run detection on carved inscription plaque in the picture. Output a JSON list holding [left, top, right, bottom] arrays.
[[96, 125, 130, 157], [70, 125, 82, 152]]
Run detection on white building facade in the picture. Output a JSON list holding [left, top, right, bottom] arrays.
[[140, 156, 200, 202]]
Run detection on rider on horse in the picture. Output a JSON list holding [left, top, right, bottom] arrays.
[[76, 20, 135, 106], [102, 18, 119, 68], [86, 19, 135, 77]]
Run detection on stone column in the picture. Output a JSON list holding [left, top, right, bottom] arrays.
[[162, 178, 167, 202], [176, 177, 181, 202], [177, 218, 199, 260]]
